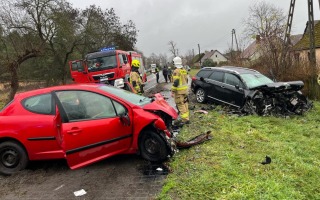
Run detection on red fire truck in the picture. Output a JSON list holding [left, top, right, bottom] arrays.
[[69, 46, 146, 91]]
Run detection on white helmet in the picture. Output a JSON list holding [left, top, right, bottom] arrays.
[[173, 56, 183, 68]]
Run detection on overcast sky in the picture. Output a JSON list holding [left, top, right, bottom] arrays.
[[69, 0, 320, 57]]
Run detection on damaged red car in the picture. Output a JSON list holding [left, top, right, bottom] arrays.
[[0, 84, 178, 175]]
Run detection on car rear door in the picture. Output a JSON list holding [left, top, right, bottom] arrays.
[[54, 90, 133, 169], [206, 71, 226, 102]]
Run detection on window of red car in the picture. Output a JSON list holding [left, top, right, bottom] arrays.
[[22, 93, 53, 114], [56, 90, 127, 121]]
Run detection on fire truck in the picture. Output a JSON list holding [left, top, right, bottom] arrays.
[[69, 46, 146, 91]]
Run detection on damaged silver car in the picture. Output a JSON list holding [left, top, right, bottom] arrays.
[[191, 66, 312, 116]]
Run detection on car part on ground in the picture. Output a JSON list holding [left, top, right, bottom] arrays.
[[175, 131, 212, 149]]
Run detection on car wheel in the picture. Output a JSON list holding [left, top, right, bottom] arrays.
[[196, 88, 207, 103], [139, 130, 169, 162], [0, 141, 28, 175]]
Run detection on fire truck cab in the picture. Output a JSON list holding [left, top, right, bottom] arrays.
[[69, 47, 131, 89]]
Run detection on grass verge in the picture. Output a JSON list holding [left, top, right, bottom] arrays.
[[158, 102, 320, 199]]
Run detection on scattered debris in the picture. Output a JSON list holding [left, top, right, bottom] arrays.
[[54, 184, 65, 191], [175, 131, 212, 149], [194, 110, 208, 114], [156, 167, 163, 171], [140, 163, 169, 176], [261, 155, 272, 165], [74, 189, 87, 197]]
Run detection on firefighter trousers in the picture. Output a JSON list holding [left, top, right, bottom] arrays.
[[174, 93, 189, 121]]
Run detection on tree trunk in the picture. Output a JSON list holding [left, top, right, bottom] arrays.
[[7, 63, 19, 103], [6, 50, 39, 103]]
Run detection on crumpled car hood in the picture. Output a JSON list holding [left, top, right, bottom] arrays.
[[252, 81, 304, 93], [143, 93, 178, 119]]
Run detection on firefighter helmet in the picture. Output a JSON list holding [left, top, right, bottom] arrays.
[[173, 56, 183, 68], [132, 59, 140, 68]]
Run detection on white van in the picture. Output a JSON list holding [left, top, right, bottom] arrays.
[[150, 64, 156, 73]]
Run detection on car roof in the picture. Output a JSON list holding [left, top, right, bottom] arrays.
[[201, 66, 260, 75], [14, 83, 103, 99]]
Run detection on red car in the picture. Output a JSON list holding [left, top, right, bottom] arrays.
[[0, 84, 178, 175]]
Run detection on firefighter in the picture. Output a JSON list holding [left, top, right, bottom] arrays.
[[171, 56, 189, 125], [130, 59, 143, 94]]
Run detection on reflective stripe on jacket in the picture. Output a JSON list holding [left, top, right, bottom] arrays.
[[171, 68, 188, 94]]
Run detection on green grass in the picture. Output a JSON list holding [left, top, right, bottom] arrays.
[[159, 102, 320, 199]]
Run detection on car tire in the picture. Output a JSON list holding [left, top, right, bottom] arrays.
[[0, 141, 28, 175], [196, 88, 207, 103], [139, 130, 169, 162]]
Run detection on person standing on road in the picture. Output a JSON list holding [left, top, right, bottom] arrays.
[[171, 56, 189, 125], [167, 67, 172, 82], [130, 60, 144, 94], [155, 67, 160, 83], [162, 65, 168, 83]]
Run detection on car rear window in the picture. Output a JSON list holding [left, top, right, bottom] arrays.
[[23, 93, 53, 114], [196, 70, 213, 78]]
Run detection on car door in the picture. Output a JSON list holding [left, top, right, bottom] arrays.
[[69, 60, 89, 83], [206, 71, 226, 102], [54, 90, 133, 169], [220, 73, 246, 108]]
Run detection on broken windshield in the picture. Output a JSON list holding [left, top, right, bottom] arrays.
[[240, 73, 274, 89], [87, 55, 117, 72]]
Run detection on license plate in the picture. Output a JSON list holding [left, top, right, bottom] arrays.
[[100, 77, 108, 81]]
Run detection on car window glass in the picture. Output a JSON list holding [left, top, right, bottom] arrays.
[[113, 100, 127, 116], [23, 93, 53, 114], [208, 71, 224, 82], [71, 61, 84, 71], [197, 70, 212, 78], [122, 54, 128, 64], [118, 54, 124, 65], [99, 85, 152, 106], [240, 73, 274, 89], [56, 91, 117, 121], [224, 73, 244, 87]]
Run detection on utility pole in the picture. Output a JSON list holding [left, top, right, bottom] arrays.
[[198, 44, 201, 66], [308, 0, 316, 66], [177, 49, 179, 56]]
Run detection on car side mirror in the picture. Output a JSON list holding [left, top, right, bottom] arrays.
[[120, 113, 130, 126], [200, 77, 205, 81]]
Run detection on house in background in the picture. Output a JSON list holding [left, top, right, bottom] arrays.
[[200, 50, 228, 66], [241, 34, 303, 62], [293, 20, 320, 65]]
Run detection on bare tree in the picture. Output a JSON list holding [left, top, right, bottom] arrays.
[[168, 40, 177, 57], [184, 50, 194, 66], [243, 1, 286, 80]]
